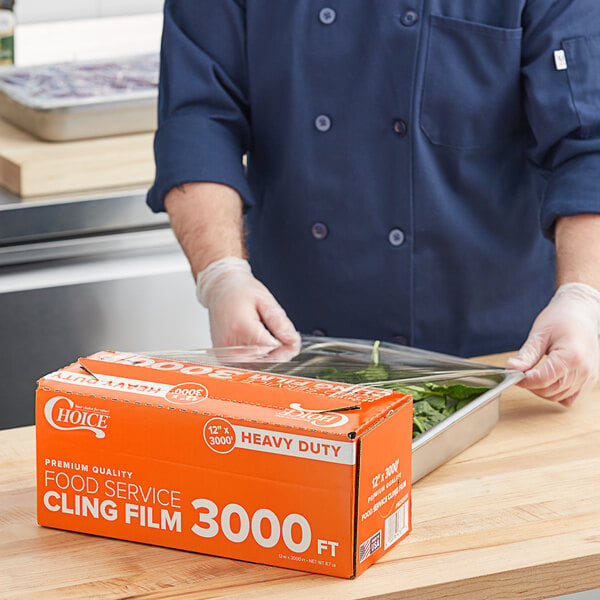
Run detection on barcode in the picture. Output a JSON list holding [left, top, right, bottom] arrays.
[[384, 501, 409, 549]]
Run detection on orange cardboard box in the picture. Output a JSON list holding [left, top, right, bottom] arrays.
[[36, 350, 413, 578]]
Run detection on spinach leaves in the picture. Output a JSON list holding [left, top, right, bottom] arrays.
[[315, 341, 492, 438], [392, 381, 489, 438]]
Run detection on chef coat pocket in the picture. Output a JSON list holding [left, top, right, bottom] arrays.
[[421, 14, 523, 149], [562, 35, 600, 138]]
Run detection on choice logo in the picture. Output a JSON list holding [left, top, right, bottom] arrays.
[[278, 403, 350, 428], [165, 382, 208, 405], [44, 396, 109, 439]]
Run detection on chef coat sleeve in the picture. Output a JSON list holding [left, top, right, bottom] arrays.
[[146, 0, 252, 212], [522, 0, 600, 237]]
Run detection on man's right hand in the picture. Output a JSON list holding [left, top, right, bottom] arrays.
[[164, 183, 299, 349], [196, 257, 301, 348]]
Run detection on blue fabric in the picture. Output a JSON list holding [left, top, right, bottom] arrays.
[[148, 0, 600, 357]]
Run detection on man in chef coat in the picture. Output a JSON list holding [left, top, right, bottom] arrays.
[[147, 1, 600, 406]]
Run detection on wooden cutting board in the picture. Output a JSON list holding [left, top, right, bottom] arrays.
[[0, 118, 155, 198]]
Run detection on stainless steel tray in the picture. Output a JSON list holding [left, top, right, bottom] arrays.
[[0, 54, 158, 141], [139, 337, 523, 483], [411, 375, 518, 482]]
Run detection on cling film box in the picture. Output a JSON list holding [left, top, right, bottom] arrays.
[[36, 350, 413, 578]]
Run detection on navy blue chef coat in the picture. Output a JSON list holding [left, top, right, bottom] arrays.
[[147, 0, 600, 357]]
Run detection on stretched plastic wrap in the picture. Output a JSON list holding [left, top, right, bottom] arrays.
[[140, 336, 523, 482], [0, 54, 158, 140]]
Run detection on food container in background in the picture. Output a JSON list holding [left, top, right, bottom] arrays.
[[0, 54, 158, 140], [149, 337, 523, 482]]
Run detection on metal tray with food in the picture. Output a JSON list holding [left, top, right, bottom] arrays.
[[139, 336, 523, 482], [0, 54, 158, 141]]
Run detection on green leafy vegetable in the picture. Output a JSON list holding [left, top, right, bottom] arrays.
[[315, 341, 492, 438]]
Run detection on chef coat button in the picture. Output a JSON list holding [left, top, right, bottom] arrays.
[[315, 114, 332, 132], [388, 228, 405, 247], [393, 119, 408, 137], [319, 7, 336, 25], [392, 335, 409, 346], [312, 222, 329, 240], [312, 328, 327, 337], [400, 10, 419, 27]]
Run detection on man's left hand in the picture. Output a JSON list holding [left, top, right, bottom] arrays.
[[506, 282, 600, 406]]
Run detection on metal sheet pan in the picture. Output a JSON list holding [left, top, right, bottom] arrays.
[[0, 54, 157, 141], [139, 336, 523, 483]]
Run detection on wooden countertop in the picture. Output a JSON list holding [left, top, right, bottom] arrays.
[[1, 353, 599, 599]]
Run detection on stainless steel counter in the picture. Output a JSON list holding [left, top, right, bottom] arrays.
[[0, 186, 167, 245], [0, 188, 211, 429]]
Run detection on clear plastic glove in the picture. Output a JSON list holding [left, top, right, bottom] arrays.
[[196, 257, 301, 349], [506, 282, 600, 406]]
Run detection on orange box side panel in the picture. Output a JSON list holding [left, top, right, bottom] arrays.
[[354, 400, 413, 576]]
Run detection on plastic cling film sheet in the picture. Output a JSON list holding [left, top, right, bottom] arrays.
[[0, 54, 158, 110], [138, 336, 523, 441]]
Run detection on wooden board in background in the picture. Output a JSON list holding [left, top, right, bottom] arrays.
[[0, 118, 155, 198]]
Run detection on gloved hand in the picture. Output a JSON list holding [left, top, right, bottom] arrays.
[[196, 257, 301, 349], [506, 282, 600, 406]]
